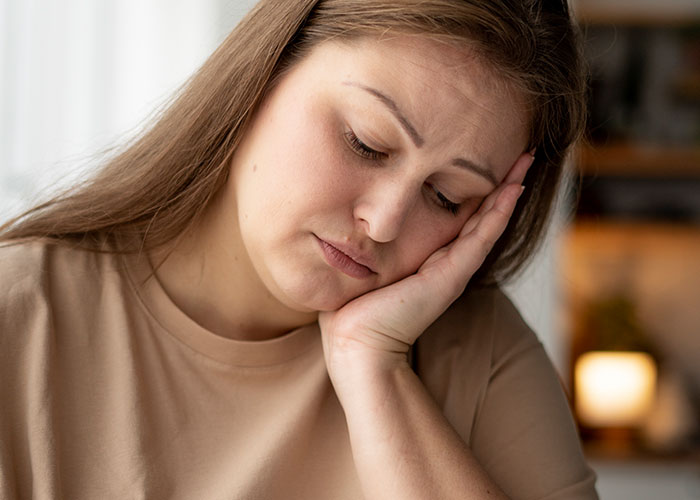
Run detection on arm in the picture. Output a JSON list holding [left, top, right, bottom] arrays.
[[328, 350, 509, 499], [468, 298, 598, 498], [319, 152, 534, 499]]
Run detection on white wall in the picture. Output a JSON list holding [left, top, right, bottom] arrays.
[[0, 0, 226, 216], [504, 209, 569, 380]]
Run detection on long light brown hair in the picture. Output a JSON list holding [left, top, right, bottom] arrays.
[[0, 0, 587, 285]]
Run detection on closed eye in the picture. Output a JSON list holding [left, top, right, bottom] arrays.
[[344, 128, 465, 217], [344, 130, 385, 161], [425, 183, 461, 216]]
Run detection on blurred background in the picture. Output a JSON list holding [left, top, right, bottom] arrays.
[[565, 1, 700, 498], [1, 0, 699, 497]]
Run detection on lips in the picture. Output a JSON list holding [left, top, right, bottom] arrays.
[[315, 236, 377, 279]]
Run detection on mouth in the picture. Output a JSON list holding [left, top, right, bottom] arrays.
[[314, 235, 377, 279]]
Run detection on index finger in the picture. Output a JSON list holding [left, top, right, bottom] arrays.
[[459, 150, 535, 237], [503, 148, 536, 185]]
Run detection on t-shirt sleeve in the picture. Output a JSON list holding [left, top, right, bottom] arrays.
[[0, 242, 57, 499], [416, 288, 598, 500], [470, 291, 598, 499]]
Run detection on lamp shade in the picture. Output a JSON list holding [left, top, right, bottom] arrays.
[[575, 351, 657, 428]]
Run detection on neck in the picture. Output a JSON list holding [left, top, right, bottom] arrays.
[[150, 206, 317, 342]]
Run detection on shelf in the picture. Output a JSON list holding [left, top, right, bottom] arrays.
[[564, 220, 700, 251], [574, 1, 700, 26], [561, 221, 700, 329], [576, 144, 700, 177], [577, 12, 700, 27]]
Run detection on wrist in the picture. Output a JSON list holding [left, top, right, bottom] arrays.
[[325, 347, 411, 403]]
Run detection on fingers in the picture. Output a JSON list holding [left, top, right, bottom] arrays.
[[459, 150, 534, 237], [451, 183, 524, 278], [503, 148, 535, 185], [473, 183, 523, 248]]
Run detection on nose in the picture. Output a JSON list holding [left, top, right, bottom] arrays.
[[352, 176, 418, 243]]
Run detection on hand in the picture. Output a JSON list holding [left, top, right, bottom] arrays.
[[319, 151, 534, 387]]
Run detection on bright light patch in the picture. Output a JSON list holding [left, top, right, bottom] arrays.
[[575, 351, 657, 427]]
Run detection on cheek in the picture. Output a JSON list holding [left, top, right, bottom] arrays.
[[394, 208, 474, 274], [284, 106, 349, 187], [428, 199, 481, 247]]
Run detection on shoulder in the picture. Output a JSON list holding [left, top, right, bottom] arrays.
[[416, 286, 598, 499], [0, 240, 54, 324], [0, 240, 122, 333], [414, 286, 543, 437], [0, 238, 111, 290], [0, 239, 51, 284], [416, 286, 540, 376]]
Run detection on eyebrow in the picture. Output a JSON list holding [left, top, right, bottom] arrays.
[[344, 81, 424, 147], [343, 81, 498, 187], [452, 159, 498, 187]]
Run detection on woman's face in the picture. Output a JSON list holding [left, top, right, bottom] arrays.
[[227, 35, 529, 313]]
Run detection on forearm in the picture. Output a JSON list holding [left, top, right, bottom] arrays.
[[332, 355, 509, 500]]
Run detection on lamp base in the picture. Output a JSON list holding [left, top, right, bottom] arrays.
[[581, 426, 643, 458]]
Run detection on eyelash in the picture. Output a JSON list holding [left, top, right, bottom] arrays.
[[344, 129, 461, 216], [428, 184, 461, 216], [344, 130, 385, 161]]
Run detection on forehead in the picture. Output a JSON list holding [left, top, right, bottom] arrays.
[[348, 35, 512, 106], [295, 35, 530, 174]]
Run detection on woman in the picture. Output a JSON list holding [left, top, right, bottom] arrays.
[[0, 0, 596, 498]]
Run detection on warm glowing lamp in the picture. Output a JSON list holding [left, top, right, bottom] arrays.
[[575, 351, 657, 428]]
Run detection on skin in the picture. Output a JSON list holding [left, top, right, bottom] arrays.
[[153, 35, 534, 498], [153, 35, 531, 343]]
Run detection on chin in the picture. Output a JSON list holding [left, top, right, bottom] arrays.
[[290, 288, 363, 314], [276, 275, 369, 313]]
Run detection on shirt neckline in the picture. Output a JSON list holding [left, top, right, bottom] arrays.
[[120, 250, 320, 367]]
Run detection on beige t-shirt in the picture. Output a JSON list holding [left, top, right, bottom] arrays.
[[0, 241, 597, 499]]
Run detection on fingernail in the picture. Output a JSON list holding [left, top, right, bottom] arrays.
[[518, 185, 525, 199]]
